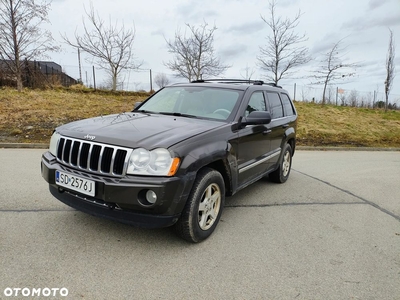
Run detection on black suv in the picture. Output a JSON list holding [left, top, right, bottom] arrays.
[[41, 79, 297, 242]]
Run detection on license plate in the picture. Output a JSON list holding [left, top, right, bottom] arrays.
[[56, 170, 95, 197]]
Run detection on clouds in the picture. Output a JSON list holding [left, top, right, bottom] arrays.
[[342, 0, 400, 32], [368, 0, 391, 10], [309, 33, 347, 56], [226, 21, 265, 34], [46, 0, 400, 96], [174, 2, 220, 23], [220, 44, 248, 58], [342, 12, 400, 31]]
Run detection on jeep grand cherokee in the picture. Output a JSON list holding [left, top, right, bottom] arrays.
[[41, 79, 297, 242]]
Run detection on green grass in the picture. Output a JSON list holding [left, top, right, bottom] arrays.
[[0, 87, 399, 147]]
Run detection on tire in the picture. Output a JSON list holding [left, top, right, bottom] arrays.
[[269, 143, 292, 184], [174, 168, 225, 243]]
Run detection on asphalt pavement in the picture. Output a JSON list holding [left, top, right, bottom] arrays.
[[0, 149, 399, 299]]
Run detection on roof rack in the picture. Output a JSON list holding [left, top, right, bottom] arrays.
[[190, 79, 282, 88], [264, 82, 282, 88]]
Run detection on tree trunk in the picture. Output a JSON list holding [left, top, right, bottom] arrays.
[[322, 81, 327, 105], [385, 91, 388, 113], [16, 72, 23, 92], [10, 0, 22, 92], [322, 71, 333, 105], [14, 57, 23, 92], [112, 69, 117, 91]]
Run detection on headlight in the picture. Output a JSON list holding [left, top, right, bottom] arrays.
[[127, 148, 180, 176], [49, 131, 61, 156]]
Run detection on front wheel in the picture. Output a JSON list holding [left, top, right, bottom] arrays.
[[174, 168, 225, 243], [269, 144, 293, 183]]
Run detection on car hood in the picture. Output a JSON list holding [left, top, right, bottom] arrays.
[[57, 112, 224, 149]]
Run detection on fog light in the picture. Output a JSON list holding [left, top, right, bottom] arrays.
[[146, 190, 157, 204]]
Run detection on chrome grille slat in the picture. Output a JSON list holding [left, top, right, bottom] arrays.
[[70, 140, 80, 166], [98, 146, 105, 173], [109, 149, 116, 174], [56, 136, 132, 177], [87, 143, 93, 171], [77, 142, 83, 167]]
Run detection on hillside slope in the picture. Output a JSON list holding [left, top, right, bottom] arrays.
[[0, 88, 399, 147]]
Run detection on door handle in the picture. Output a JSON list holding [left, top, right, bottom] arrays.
[[263, 129, 272, 135]]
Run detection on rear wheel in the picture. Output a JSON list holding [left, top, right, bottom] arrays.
[[269, 143, 292, 183], [174, 168, 225, 243]]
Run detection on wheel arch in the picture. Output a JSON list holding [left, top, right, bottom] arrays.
[[283, 126, 296, 156], [202, 159, 233, 196], [173, 139, 236, 197], [287, 137, 296, 156]]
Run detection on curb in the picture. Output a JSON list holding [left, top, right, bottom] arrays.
[[0, 143, 49, 149], [296, 146, 400, 151], [0, 143, 399, 151]]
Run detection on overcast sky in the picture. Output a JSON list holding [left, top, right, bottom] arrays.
[[47, 0, 400, 101]]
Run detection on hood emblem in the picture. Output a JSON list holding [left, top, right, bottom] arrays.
[[84, 134, 96, 141]]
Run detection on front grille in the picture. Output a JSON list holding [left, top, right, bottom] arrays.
[[56, 137, 132, 177]]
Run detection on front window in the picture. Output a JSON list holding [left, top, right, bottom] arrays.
[[137, 86, 242, 121], [245, 92, 267, 117]]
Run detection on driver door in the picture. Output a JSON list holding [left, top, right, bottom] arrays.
[[237, 91, 272, 187]]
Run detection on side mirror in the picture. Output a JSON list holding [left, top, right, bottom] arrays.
[[241, 111, 272, 127], [133, 102, 142, 109]]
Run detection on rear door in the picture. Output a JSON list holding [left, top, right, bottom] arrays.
[[265, 91, 286, 166]]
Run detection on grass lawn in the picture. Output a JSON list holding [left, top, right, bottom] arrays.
[[1, 87, 399, 148]]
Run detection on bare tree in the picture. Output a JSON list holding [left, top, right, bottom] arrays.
[[385, 29, 396, 112], [240, 64, 256, 82], [348, 90, 359, 107], [154, 73, 170, 89], [257, 0, 311, 85], [312, 39, 357, 104], [62, 3, 142, 91], [165, 21, 230, 81], [0, 0, 59, 91]]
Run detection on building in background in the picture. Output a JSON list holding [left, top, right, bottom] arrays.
[[0, 60, 77, 88]]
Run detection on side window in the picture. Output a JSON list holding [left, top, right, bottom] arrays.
[[281, 93, 295, 116], [245, 92, 266, 116], [267, 92, 283, 119]]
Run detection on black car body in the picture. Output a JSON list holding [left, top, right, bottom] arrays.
[[41, 80, 297, 242]]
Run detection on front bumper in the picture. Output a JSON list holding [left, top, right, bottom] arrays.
[[41, 151, 195, 228]]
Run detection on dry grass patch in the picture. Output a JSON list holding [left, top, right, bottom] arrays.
[[295, 102, 400, 147], [0, 87, 148, 143], [0, 87, 399, 147]]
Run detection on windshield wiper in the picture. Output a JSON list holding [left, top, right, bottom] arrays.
[[134, 110, 153, 115], [158, 112, 199, 118]]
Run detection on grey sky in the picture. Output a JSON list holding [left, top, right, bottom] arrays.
[[47, 0, 400, 99]]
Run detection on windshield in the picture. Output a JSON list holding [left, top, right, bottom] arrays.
[[136, 86, 242, 121]]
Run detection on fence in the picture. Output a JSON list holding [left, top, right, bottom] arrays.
[[61, 65, 154, 91], [291, 84, 400, 109], [3, 61, 399, 110]]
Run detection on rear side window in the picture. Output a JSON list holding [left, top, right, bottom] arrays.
[[266, 92, 283, 119], [281, 93, 296, 116]]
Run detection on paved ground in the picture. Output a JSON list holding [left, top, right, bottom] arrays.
[[0, 149, 399, 299]]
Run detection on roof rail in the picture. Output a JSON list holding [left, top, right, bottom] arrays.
[[191, 79, 263, 84], [190, 79, 282, 88], [265, 82, 282, 88]]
